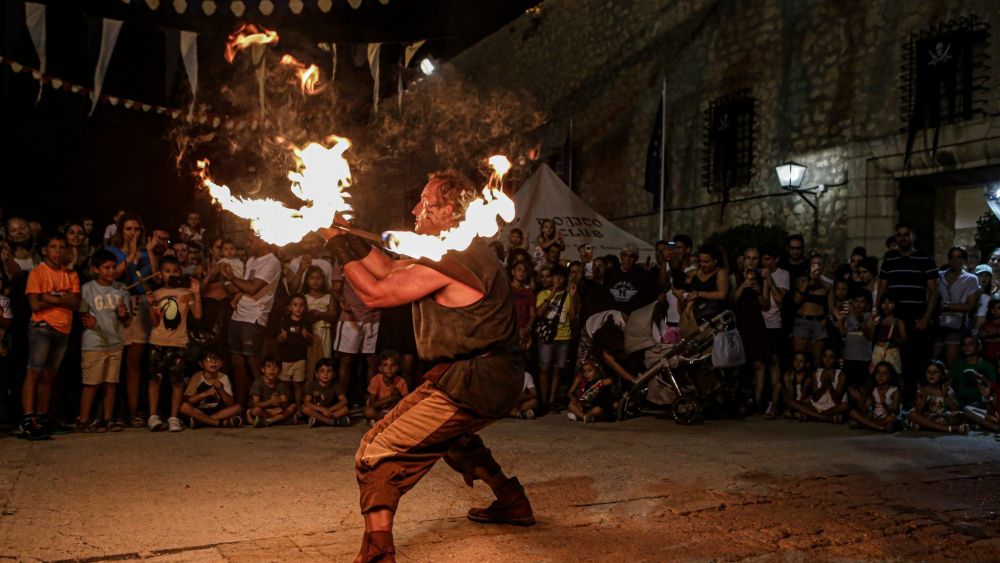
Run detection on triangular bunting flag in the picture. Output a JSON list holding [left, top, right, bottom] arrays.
[[367, 43, 381, 116], [25, 2, 46, 104], [90, 18, 123, 116], [180, 30, 198, 117], [403, 40, 425, 68]]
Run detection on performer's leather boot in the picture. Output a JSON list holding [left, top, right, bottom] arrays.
[[467, 477, 535, 526], [353, 531, 396, 563]]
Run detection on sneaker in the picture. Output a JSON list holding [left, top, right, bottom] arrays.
[[168, 417, 184, 432], [224, 415, 243, 428], [336, 415, 350, 427], [18, 416, 49, 441], [252, 415, 267, 428], [566, 412, 578, 421], [307, 416, 317, 428], [148, 415, 166, 431]]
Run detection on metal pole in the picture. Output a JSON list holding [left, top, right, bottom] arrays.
[[567, 118, 573, 192], [658, 77, 666, 242]]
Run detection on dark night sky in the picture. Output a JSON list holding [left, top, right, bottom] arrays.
[[0, 0, 536, 232]]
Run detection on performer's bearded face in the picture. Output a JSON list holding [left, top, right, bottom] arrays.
[[412, 179, 454, 236]]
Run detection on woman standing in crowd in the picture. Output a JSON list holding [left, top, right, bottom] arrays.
[[732, 248, 771, 413], [62, 219, 92, 277], [685, 244, 729, 323], [107, 212, 159, 427], [792, 254, 830, 368]]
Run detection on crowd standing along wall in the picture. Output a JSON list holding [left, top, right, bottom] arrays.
[[453, 0, 1000, 259]]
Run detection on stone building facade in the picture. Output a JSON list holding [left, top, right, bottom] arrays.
[[453, 0, 1000, 260]]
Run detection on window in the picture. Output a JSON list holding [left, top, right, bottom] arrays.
[[901, 16, 990, 131], [702, 90, 757, 194]]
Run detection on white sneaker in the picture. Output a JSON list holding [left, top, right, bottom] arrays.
[[567, 413, 578, 421], [147, 415, 166, 431], [167, 417, 183, 432]]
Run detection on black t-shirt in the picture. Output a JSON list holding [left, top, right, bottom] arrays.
[[780, 258, 809, 285], [278, 315, 309, 362], [879, 250, 938, 321], [604, 267, 656, 315]]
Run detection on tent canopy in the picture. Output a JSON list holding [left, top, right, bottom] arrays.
[[509, 164, 655, 262]]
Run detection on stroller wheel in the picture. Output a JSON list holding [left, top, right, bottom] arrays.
[[672, 397, 700, 425]]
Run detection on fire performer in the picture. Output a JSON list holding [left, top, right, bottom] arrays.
[[320, 170, 534, 562]]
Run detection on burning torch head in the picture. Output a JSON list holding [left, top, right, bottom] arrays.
[[411, 170, 478, 236]]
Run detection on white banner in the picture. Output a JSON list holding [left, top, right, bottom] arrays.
[[507, 164, 655, 262], [25, 2, 45, 103], [90, 18, 123, 116]]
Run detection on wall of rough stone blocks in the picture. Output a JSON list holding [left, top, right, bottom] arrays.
[[453, 0, 1000, 258]]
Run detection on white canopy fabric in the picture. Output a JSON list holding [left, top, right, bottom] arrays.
[[508, 164, 655, 262]]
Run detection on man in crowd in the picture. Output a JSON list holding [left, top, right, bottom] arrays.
[[321, 169, 531, 562], [780, 234, 809, 283], [604, 243, 657, 314], [878, 222, 938, 403], [219, 232, 282, 407]]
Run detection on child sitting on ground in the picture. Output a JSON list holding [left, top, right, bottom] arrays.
[[180, 348, 243, 428], [79, 249, 132, 432], [509, 371, 539, 419], [566, 360, 616, 424], [277, 293, 312, 409], [962, 369, 999, 432], [247, 355, 299, 427], [364, 349, 409, 425], [801, 347, 850, 423], [848, 361, 901, 432], [301, 358, 350, 427], [780, 351, 811, 419], [146, 256, 201, 432], [906, 360, 968, 434]]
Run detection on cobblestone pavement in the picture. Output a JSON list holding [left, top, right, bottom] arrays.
[[0, 415, 997, 561]]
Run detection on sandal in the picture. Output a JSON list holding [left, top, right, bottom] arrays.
[[109, 420, 124, 432], [130, 416, 146, 428], [92, 420, 109, 433], [76, 419, 93, 433], [949, 424, 969, 434]]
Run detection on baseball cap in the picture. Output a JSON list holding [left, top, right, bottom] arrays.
[[975, 264, 993, 275]]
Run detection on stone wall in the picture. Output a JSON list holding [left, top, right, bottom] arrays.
[[453, 0, 1000, 258]]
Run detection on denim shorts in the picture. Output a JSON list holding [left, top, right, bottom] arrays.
[[27, 321, 70, 371], [538, 340, 570, 369], [228, 320, 265, 357], [792, 317, 828, 342]]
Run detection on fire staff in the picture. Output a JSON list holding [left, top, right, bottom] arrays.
[[320, 170, 534, 563]]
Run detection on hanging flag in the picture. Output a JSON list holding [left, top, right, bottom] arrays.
[[90, 18, 123, 116], [367, 43, 381, 116], [403, 40, 425, 68], [25, 2, 45, 103], [644, 88, 666, 210], [180, 30, 198, 116]]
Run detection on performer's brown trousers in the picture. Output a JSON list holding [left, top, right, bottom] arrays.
[[355, 381, 504, 514]]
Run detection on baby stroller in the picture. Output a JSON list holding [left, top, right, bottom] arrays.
[[619, 307, 736, 424]]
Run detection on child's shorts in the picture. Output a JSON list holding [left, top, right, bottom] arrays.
[[81, 348, 123, 385], [27, 321, 70, 371], [280, 360, 307, 383], [149, 345, 186, 384], [538, 339, 570, 369]]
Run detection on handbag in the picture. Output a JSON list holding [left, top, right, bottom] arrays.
[[711, 326, 746, 368], [939, 311, 964, 330], [534, 291, 568, 345]]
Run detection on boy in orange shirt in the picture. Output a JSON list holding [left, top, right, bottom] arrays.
[[22, 233, 81, 440], [364, 349, 409, 425]]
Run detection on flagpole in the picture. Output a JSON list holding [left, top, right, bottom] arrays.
[[658, 77, 666, 241], [567, 118, 573, 192]]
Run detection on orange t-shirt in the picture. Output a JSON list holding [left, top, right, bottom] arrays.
[[367, 374, 409, 401], [26, 262, 81, 334]]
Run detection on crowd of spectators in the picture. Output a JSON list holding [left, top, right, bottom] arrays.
[[0, 208, 997, 440]]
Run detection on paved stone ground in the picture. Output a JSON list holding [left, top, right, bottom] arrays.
[[0, 415, 998, 562]]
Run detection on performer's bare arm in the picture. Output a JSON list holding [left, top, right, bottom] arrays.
[[343, 261, 482, 309]]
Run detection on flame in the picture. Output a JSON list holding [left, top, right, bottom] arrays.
[[382, 156, 515, 261], [196, 136, 353, 246], [225, 24, 279, 63], [279, 54, 323, 95]]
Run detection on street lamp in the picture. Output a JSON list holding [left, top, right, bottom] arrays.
[[986, 182, 1000, 220], [775, 161, 823, 240], [419, 58, 435, 76]]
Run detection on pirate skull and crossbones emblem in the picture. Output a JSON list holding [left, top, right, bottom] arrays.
[[928, 42, 953, 66]]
